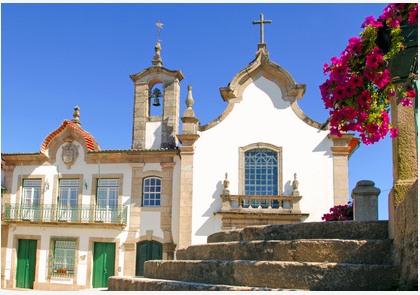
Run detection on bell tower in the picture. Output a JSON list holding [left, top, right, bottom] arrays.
[[130, 36, 184, 150]]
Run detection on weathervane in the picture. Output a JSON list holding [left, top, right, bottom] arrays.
[[156, 20, 163, 42], [252, 13, 272, 45]]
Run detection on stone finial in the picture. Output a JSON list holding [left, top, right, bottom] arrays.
[[292, 173, 300, 196], [152, 40, 163, 67], [351, 180, 381, 221], [223, 172, 230, 195], [72, 106, 81, 125], [183, 85, 196, 118]]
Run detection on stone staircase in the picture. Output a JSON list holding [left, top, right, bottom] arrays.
[[108, 221, 399, 291]]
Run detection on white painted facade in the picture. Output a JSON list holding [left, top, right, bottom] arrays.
[[191, 76, 334, 244]]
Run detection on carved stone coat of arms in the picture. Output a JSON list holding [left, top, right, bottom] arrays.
[[62, 142, 79, 168]]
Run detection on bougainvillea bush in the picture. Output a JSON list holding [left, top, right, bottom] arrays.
[[321, 3, 418, 145], [321, 201, 354, 221]]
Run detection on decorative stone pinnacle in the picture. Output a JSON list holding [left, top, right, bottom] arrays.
[[223, 172, 230, 195], [183, 85, 196, 117], [292, 173, 300, 196], [186, 85, 194, 108], [72, 106, 81, 125], [152, 40, 163, 67]]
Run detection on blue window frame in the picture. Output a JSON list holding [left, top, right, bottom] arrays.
[[142, 177, 161, 207]]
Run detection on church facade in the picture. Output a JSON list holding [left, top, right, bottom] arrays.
[[1, 19, 358, 290]]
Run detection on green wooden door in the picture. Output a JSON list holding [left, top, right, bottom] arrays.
[[92, 242, 115, 288], [16, 239, 37, 289], [135, 241, 162, 276]]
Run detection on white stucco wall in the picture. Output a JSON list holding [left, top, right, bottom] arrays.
[[191, 76, 334, 245], [145, 121, 162, 149]]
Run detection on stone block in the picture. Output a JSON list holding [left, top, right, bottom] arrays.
[[351, 180, 380, 221]]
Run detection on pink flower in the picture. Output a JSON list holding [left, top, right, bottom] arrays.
[[346, 37, 362, 54], [332, 85, 346, 100], [402, 98, 413, 107], [406, 89, 416, 98], [389, 16, 403, 28], [323, 63, 331, 75], [366, 49, 384, 69], [408, 5, 418, 25], [390, 128, 399, 138], [362, 15, 383, 28], [330, 127, 342, 137], [357, 90, 372, 106], [350, 75, 363, 88], [364, 69, 377, 81], [381, 110, 390, 124], [374, 69, 391, 88]]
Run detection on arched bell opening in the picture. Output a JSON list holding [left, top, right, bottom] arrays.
[[149, 83, 164, 118]]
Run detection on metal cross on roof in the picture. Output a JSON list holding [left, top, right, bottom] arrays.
[[252, 13, 272, 44]]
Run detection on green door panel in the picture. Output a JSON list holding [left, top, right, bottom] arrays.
[[135, 241, 162, 276], [92, 242, 115, 288], [16, 239, 37, 289]]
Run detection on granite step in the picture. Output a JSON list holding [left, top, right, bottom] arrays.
[[143, 260, 398, 291], [176, 239, 393, 265], [107, 276, 303, 291], [207, 220, 388, 243]]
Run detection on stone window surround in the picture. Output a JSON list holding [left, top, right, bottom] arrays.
[[47, 236, 80, 283], [52, 174, 83, 207], [16, 174, 47, 206], [139, 170, 163, 212], [141, 176, 162, 207], [90, 174, 124, 207], [239, 143, 283, 195]]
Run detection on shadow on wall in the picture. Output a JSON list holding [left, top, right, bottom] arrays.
[[312, 136, 332, 157], [194, 181, 223, 237], [253, 75, 289, 110]]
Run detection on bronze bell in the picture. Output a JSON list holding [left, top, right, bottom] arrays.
[[152, 97, 161, 107], [151, 88, 162, 107]]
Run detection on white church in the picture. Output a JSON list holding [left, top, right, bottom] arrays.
[[1, 14, 358, 290]]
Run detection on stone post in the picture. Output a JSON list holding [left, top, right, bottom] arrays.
[[176, 85, 200, 249], [328, 134, 356, 205], [388, 79, 418, 289], [351, 180, 380, 221]]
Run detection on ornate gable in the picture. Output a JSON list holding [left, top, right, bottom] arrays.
[[40, 107, 100, 161]]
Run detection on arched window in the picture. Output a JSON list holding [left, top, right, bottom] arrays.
[[243, 147, 280, 208], [245, 149, 278, 196], [149, 84, 163, 117], [142, 177, 161, 207]]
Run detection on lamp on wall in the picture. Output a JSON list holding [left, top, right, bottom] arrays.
[[43, 180, 50, 192], [84, 179, 88, 190]]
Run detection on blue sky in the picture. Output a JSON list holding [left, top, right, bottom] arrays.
[[2, 2, 394, 219]]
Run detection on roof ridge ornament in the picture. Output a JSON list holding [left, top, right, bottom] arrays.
[[72, 106, 81, 125], [252, 13, 272, 51], [152, 21, 164, 67]]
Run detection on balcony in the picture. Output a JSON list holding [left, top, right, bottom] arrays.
[[216, 194, 309, 230], [2, 204, 128, 225]]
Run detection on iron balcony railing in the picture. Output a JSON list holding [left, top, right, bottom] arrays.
[[2, 204, 128, 225]]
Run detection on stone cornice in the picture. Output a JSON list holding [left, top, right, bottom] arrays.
[[130, 66, 184, 83]]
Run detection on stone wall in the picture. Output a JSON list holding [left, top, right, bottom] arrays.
[[390, 179, 418, 290]]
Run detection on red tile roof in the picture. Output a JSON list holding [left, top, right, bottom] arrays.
[[40, 120, 100, 153]]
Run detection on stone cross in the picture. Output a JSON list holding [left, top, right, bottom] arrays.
[[252, 13, 272, 44]]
